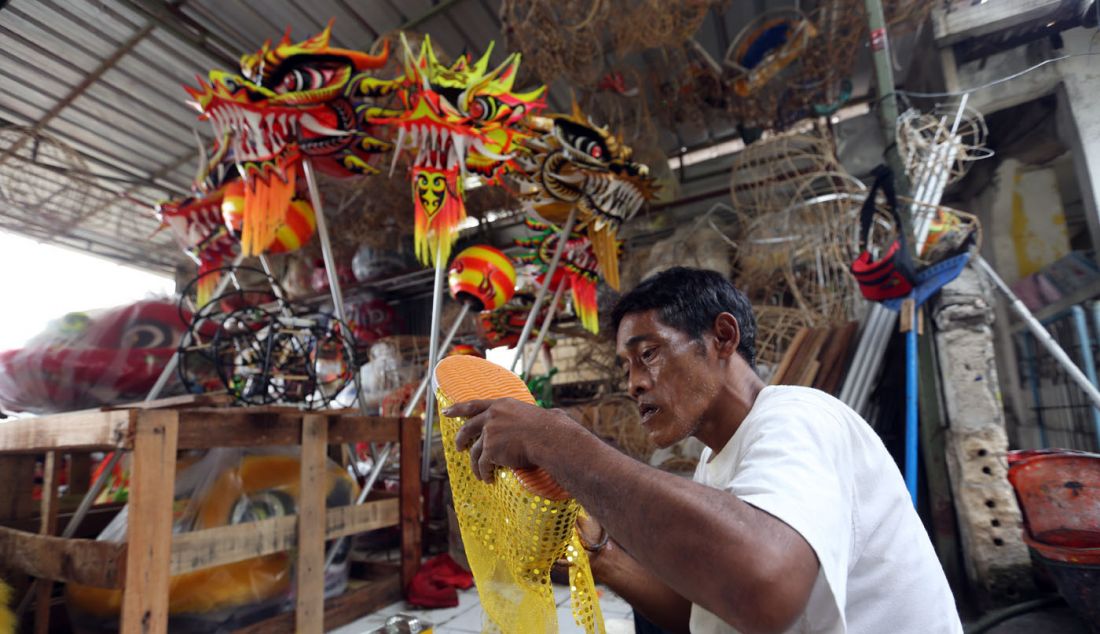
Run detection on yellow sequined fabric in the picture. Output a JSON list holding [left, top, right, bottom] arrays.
[[435, 355, 604, 634]]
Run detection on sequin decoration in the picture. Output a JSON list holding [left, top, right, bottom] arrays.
[[435, 355, 605, 634]]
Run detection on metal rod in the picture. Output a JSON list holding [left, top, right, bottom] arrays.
[[301, 160, 372, 481], [422, 241, 447, 482], [862, 0, 912, 226], [523, 282, 566, 378], [905, 302, 919, 506], [1070, 305, 1100, 442], [976, 256, 1100, 420], [405, 303, 471, 418], [303, 159, 370, 421], [325, 441, 394, 569], [510, 209, 578, 372]]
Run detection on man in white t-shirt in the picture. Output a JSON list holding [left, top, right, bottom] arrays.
[[445, 267, 963, 633]]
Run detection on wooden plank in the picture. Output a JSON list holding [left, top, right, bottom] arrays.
[[0, 455, 37, 521], [770, 328, 810, 385], [0, 526, 126, 587], [69, 453, 92, 495], [104, 392, 231, 411], [899, 298, 915, 333], [330, 414, 401, 444], [817, 322, 860, 396], [788, 328, 828, 387], [812, 327, 846, 391], [34, 451, 62, 634], [296, 414, 327, 633], [169, 498, 399, 575], [231, 574, 402, 634], [0, 409, 133, 453], [173, 410, 399, 449], [399, 417, 422, 591], [120, 410, 178, 634]]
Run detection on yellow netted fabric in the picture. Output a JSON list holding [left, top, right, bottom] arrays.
[[435, 355, 605, 634]]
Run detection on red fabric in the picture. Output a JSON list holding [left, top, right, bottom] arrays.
[[406, 554, 475, 608], [850, 241, 914, 301]]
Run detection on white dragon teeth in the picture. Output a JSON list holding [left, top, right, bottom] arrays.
[[300, 113, 351, 137]]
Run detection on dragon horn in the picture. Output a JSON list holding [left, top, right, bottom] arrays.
[[570, 91, 584, 120], [192, 127, 209, 190], [471, 40, 495, 77]]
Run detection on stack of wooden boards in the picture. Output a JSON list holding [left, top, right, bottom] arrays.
[[770, 321, 859, 394]]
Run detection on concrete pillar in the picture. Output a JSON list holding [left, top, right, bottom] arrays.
[[1057, 74, 1100, 260], [932, 266, 1036, 605], [986, 159, 1071, 286], [954, 27, 1100, 259]]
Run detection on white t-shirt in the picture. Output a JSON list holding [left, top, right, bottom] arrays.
[[690, 386, 962, 634]]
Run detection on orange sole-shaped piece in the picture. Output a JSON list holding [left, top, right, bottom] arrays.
[[435, 355, 569, 501]]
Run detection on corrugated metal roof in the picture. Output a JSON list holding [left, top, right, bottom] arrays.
[[0, 0, 884, 273]]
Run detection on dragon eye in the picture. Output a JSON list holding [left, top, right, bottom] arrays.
[[469, 99, 485, 119], [272, 63, 341, 94], [466, 96, 500, 122]]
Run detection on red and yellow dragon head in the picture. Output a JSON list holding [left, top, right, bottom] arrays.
[[377, 34, 546, 266], [156, 137, 315, 307], [184, 23, 394, 256], [512, 103, 658, 291]]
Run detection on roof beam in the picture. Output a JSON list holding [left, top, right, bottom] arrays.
[[932, 0, 1086, 46], [119, 0, 240, 69], [0, 24, 152, 169]]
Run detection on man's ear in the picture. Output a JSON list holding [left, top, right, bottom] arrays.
[[711, 312, 741, 360]]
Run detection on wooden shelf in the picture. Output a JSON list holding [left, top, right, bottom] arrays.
[[0, 399, 423, 634]]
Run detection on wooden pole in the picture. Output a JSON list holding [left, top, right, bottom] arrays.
[[296, 415, 328, 633], [32, 452, 61, 634], [399, 417, 423, 591], [120, 410, 178, 634]]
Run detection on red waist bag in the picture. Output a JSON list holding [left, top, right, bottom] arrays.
[[850, 166, 916, 302]]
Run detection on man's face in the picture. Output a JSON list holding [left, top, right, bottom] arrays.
[[616, 310, 723, 448]]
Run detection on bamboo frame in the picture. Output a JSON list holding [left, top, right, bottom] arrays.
[[0, 401, 422, 633]]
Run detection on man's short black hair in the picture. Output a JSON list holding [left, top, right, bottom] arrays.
[[610, 267, 757, 368]]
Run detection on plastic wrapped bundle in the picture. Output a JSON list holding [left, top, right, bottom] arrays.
[[66, 449, 358, 633], [0, 299, 186, 414]]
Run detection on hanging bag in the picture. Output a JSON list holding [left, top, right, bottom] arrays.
[[850, 166, 917, 302]]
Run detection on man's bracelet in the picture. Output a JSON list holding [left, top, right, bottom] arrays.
[[581, 528, 610, 554]]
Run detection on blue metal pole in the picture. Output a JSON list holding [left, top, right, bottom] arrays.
[[905, 302, 919, 507], [1070, 305, 1100, 447]]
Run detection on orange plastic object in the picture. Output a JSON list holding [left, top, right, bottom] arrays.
[[434, 355, 566, 500]]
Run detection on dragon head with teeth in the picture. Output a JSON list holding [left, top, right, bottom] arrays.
[[184, 23, 395, 256], [513, 103, 659, 291], [156, 136, 316, 307], [376, 34, 545, 267]]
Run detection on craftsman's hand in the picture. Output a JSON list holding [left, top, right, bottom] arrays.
[[446, 398, 576, 483]]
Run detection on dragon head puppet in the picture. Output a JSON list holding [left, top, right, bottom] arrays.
[[516, 218, 606, 334], [156, 138, 315, 307], [184, 23, 394, 256], [378, 35, 545, 266], [513, 103, 658, 291]]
